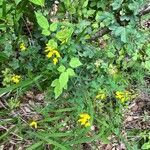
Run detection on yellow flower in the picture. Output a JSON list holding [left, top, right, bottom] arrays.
[[53, 50, 61, 58], [45, 44, 61, 65], [46, 51, 53, 58], [30, 121, 37, 129], [85, 122, 91, 127], [45, 44, 54, 52], [78, 118, 87, 125], [78, 113, 91, 127], [20, 43, 26, 51], [115, 91, 130, 103], [11, 75, 21, 84], [79, 113, 91, 120], [53, 57, 58, 65]]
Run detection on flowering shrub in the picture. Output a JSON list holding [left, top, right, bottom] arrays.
[[0, 0, 150, 149]]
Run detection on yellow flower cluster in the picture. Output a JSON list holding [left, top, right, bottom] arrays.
[[115, 91, 130, 103], [78, 113, 91, 127], [11, 75, 21, 84], [20, 43, 26, 51], [45, 44, 61, 65], [30, 121, 37, 129]]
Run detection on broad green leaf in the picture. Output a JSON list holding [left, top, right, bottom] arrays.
[[47, 39, 57, 49], [57, 65, 66, 73], [114, 26, 127, 43], [56, 28, 74, 42], [51, 79, 59, 87], [42, 29, 50, 36], [29, 0, 45, 6], [50, 22, 58, 32], [128, 2, 140, 15], [35, 12, 49, 30], [141, 142, 150, 149], [59, 72, 69, 88], [54, 83, 63, 99], [66, 68, 75, 76], [69, 57, 82, 68], [111, 0, 123, 10], [83, 0, 89, 8]]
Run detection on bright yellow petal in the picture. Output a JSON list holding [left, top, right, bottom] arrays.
[[46, 51, 53, 58], [30, 121, 37, 129], [53, 57, 58, 65], [53, 50, 61, 58], [85, 122, 91, 127], [78, 118, 87, 125]]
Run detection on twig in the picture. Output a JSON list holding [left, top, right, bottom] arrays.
[[139, 3, 150, 16], [90, 27, 110, 40]]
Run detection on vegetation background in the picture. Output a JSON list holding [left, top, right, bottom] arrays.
[[0, 0, 150, 149]]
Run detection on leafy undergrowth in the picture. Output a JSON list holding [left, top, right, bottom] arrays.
[[1, 0, 150, 149], [0, 89, 150, 150]]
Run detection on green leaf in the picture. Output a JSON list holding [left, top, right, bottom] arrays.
[[113, 26, 127, 43], [57, 65, 66, 73], [29, 0, 45, 6], [51, 79, 59, 87], [50, 22, 58, 32], [69, 57, 82, 68], [83, 0, 89, 8], [66, 68, 75, 76], [47, 39, 57, 49], [111, 0, 123, 10], [35, 12, 49, 30], [56, 28, 74, 42], [141, 142, 150, 149], [59, 72, 69, 88], [42, 29, 50, 36], [54, 83, 63, 99]]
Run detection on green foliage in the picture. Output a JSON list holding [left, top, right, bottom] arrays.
[[0, 0, 150, 149], [69, 57, 82, 68], [29, 0, 45, 6], [35, 11, 50, 35]]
